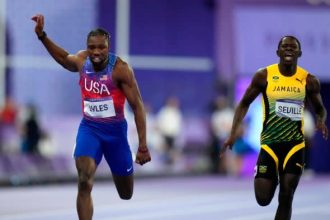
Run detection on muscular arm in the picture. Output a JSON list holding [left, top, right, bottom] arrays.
[[306, 74, 328, 140], [222, 69, 267, 155], [113, 58, 151, 165], [31, 14, 85, 72], [39, 37, 85, 72]]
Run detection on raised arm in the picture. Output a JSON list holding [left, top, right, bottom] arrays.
[[113, 58, 151, 165], [306, 74, 328, 140], [221, 69, 267, 156], [31, 14, 85, 72]]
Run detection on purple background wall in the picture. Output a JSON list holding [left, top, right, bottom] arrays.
[[129, 0, 214, 57], [99, 0, 216, 115]]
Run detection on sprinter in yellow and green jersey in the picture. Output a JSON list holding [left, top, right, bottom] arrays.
[[222, 36, 328, 220]]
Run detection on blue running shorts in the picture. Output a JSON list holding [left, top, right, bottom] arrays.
[[74, 118, 133, 176]]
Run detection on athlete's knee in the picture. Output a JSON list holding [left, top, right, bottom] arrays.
[[256, 194, 273, 206], [254, 182, 277, 206], [255, 188, 275, 206], [76, 157, 96, 195], [118, 189, 133, 200], [119, 194, 132, 200], [113, 175, 133, 200], [78, 173, 94, 195]]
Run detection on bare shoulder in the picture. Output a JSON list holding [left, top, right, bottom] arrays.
[[114, 57, 131, 71], [255, 67, 267, 78], [112, 57, 134, 84], [67, 50, 88, 72], [113, 57, 133, 81], [76, 50, 88, 59], [251, 67, 267, 89], [306, 73, 321, 93]]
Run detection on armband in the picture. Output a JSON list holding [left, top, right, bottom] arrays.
[[37, 31, 47, 41]]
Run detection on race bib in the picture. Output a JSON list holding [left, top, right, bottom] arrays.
[[83, 99, 116, 118], [275, 99, 304, 121]]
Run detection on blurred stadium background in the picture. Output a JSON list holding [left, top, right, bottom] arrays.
[[0, 0, 330, 186]]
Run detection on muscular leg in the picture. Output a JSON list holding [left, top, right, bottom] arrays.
[[112, 174, 134, 200], [254, 177, 278, 206], [76, 156, 97, 220], [275, 173, 301, 220]]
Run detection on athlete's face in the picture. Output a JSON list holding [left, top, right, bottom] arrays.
[[87, 35, 109, 66], [277, 37, 301, 64]]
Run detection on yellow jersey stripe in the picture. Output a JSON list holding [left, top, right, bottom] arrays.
[[261, 144, 279, 169], [283, 142, 305, 170]]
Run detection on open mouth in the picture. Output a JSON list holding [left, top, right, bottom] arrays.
[[284, 52, 293, 57], [283, 52, 294, 60], [91, 57, 102, 63]]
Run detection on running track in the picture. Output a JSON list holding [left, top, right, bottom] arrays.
[[1, 175, 329, 220]]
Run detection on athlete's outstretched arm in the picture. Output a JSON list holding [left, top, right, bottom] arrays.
[[31, 14, 84, 72], [221, 69, 267, 157], [306, 74, 328, 140], [114, 59, 151, 165]]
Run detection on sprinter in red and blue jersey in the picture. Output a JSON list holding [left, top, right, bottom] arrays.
[[32, 14, 151, 220]]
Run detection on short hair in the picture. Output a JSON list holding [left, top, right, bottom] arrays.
[[278, 35, 301, 50], [87, 28, 110, 44]]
